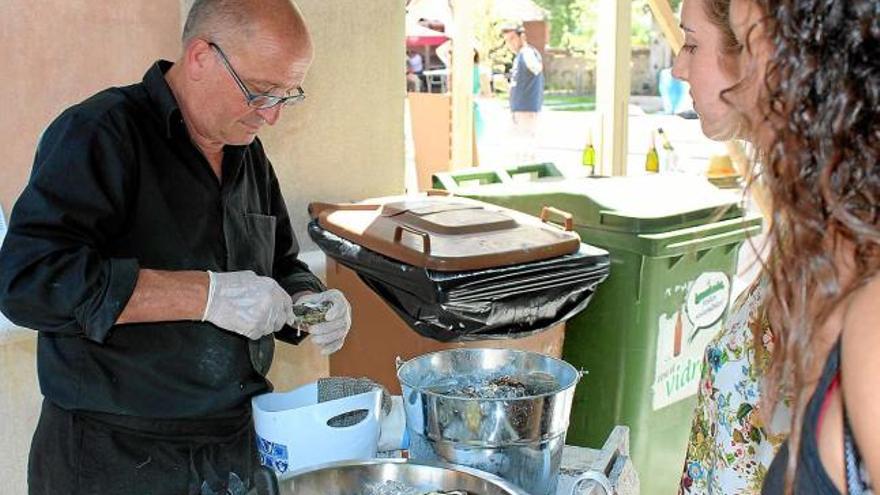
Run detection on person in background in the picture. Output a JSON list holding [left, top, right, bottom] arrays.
[[0, 0, 352, 493], [472, 48, 485, 144], [673, 0, 788, 492], [406, 48, 425, 92], [501, 23, 544, 164]]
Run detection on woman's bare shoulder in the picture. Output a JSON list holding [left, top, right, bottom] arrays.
[[840, 274, 880, 481], [843, 275, 880, 346]]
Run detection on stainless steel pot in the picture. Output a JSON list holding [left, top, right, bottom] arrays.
[[277, 458, 530, 494], [396, 348, 583, 495]]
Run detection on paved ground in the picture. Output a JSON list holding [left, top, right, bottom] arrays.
[[475, 95, 729, 178]]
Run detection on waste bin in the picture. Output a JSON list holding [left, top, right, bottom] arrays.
[[308, 195, 610, 395], [323, 259, 568, 395], [433, 173, 763, 494], [431, 168, 507, 191], [503, 163, 565, 183], [431, 162, 563, 192]]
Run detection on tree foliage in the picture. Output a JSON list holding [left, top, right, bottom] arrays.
[[531, 0, 683, 51]]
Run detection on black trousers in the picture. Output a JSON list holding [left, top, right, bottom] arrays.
[[28, 399, 259, 495]]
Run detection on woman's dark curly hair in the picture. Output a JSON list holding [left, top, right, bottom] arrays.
[[744, 0, 880, 489]]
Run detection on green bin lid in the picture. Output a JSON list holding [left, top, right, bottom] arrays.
[[457, 175, 744, 234]]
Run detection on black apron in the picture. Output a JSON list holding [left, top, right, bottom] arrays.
[[28, 399, 264, 495]]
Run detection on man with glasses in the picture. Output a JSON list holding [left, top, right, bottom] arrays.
[[0, 1, 351, 494]]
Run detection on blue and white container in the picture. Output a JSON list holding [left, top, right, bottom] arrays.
[[251, 381, 382, 478]]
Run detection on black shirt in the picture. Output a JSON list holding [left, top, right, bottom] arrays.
[[0, 61, 324, 418]]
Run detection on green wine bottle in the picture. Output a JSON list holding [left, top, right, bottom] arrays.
[[657, 127, 679, 172], [581, 130, 595, 175], [645, 132, 660, 173], [657, 127, 674, 152]]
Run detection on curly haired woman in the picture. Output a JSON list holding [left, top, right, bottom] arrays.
[[673, 0, 789, 492], [725, 0, 880, 492]]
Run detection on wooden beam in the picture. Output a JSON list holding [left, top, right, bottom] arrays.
[[449, 0, 475, 169], [596, 0, 631, 176], [647, 0, 684, 54]]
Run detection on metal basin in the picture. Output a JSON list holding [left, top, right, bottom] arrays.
[[277, 458, 529, 494], [397, 348, 582, 495]]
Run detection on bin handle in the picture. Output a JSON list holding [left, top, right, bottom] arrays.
[[571, 471, 613, 495], [425, 188, 451, 196], [393, 225, 432, 254], [308, 202, 381, 219], [540, 206, 574, 232], [660, 223, 762, 255]]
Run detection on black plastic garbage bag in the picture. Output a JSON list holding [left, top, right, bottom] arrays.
[[308, 220, 610, 342]]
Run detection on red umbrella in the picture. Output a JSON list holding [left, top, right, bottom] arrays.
[[406, 22, 449, 47]]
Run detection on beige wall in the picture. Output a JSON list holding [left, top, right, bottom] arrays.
[[1, 1, 405, 492], [264, 0, 406, 250], [0, 0, 182, 215], [0, 334, 40, 494]]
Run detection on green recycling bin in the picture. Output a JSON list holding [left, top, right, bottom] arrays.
[[432, 162, 564, 192], [433, 172, 763, 495], [431, 168, 507, 191], [503, 162, 565, 183]]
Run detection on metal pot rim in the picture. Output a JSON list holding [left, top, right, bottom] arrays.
[[285, 458, 532, 495], [396, 348, 583, 400]]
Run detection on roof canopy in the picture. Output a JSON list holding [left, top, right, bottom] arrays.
[[406, 19, 449, 47]]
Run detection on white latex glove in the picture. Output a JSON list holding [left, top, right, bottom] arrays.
[[291, 289, 352, 355], [202, 270, 293, 340]]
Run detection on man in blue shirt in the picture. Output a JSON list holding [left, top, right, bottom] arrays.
[[502, 24, 544, 163]]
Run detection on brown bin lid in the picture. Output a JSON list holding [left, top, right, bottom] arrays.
[[310, 196, 581, 271]]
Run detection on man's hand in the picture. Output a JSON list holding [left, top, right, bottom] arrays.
[[202, 271, 293, 340], [291, 289, 352, 355]]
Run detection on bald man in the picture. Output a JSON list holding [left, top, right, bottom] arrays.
[[0, 1, 352, 493]]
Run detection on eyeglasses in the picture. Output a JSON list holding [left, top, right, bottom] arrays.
[[209, 42, 306, 109]]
